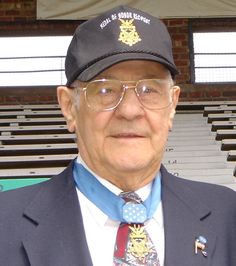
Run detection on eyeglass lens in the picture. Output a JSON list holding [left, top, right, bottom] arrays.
[[84, 79, 172, 111]]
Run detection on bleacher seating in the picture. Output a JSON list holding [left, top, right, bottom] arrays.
[[221, 139, 236, 151], [203, 105, 236, 116], [207, 113, 236, 123], [0, 102, 235, 191], [211, 121, 236, 131], [163, 110, 236, 190]]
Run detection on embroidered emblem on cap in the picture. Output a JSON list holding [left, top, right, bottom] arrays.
[[118, 19, 141, 46]]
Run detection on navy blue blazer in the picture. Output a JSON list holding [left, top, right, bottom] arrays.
[[0, 162, 236, 266]]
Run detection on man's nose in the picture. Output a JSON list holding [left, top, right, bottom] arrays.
[[114, 87, 145, 119]]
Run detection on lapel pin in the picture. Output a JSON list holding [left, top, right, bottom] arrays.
[[195, 236, 208, 257]]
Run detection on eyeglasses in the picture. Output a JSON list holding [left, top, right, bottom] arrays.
[[73, 79, 174, 111]]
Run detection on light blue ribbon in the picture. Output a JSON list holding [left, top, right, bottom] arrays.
[[73, 161, 161, 223]]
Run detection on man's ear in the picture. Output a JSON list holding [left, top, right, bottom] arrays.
[[168, 86, 180, 130], [57, 86, 76, 133]]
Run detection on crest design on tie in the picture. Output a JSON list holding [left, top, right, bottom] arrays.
[[127, 224, 150, 260], [118, 19, 141, 46]]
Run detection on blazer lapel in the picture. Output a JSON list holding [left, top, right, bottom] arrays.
[[161, 166, 216, 266], [22, 163, 93, 266]]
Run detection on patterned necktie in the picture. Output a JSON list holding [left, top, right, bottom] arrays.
[[113, 192, 160, 266]]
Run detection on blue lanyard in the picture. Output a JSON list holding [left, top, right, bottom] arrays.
[[73, 161, 161, 223]]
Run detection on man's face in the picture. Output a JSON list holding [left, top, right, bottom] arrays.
[[58, 60, 180, 190]]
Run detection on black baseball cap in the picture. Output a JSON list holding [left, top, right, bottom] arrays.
[[65, 5, 179, 86]]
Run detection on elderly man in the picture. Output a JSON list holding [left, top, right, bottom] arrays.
[[0, 5, 236, 266]]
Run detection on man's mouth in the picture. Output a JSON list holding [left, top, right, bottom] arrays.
[[111, 133, 145, 138]]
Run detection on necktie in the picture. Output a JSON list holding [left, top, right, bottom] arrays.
[[113, 192, 160, 266]]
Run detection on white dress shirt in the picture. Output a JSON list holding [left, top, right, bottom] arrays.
[[75, 156, 165, 266]]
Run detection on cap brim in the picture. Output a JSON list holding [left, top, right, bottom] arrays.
[[76, 52, 179, 82]]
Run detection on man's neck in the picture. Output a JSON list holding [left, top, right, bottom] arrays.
[[77, 154, 160, 191]]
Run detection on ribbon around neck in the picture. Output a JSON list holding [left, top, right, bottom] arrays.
[[73, 161, 161, 223]]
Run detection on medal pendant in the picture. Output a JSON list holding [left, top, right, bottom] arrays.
[[127, 224, 150, 260]]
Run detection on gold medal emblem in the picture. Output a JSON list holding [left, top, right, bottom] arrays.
[[127, 224, 150, 260], [118, 19, 141, 47]]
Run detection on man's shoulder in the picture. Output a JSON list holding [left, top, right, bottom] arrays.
[[0, 178, 51, 215], [0, 164, 73, 215], [162, 166, 236, 209], [180, 175, 236, 198], [179, 176, 236, 215]]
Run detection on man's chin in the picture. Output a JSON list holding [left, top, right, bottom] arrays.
[[108, 157, 151, 174]]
